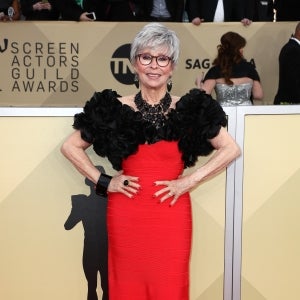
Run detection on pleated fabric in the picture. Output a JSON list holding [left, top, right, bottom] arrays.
[[107, 140, 192, 300]]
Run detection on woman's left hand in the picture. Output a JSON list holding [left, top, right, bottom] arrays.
[[154, 176, 194, 206]]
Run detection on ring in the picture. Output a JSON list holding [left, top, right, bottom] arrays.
[[123, 180, 129, 186]]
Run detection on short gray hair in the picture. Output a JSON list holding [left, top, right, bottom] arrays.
[[130, 22, 180, 65]]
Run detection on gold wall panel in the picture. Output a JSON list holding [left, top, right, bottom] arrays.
[[241, 114, 300, 300]]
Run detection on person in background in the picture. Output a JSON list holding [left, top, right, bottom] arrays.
[[245, 0, 274, 21], [185, 0, 252, 26], [20, 0, 61, 20], [82, 0, 143, 21], [0, 0, 21, 21], [81, 0, 105, 20], [140, 0, 185, 22], [60, 0, 95, 21], [196, 31, 264, 106], [274, 22, 300, 105], [21, 0, 95, 21], [61, 22, 240, 300], [274, 0, 300, 21]]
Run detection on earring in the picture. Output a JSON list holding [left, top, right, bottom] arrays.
[[167, 79, 172, 92], [134, 74, 139, 89]]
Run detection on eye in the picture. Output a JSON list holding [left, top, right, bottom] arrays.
[[157, 56, 169, 62], [140, 54, 152, 60]]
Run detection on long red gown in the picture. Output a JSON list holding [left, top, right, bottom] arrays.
[[107, 140, 192, 300]]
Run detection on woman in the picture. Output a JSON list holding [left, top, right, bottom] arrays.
[[61, 23, 241, 300], [196, 31, 263, 106]]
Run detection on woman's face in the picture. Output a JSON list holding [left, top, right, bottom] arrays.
[[133, 47, 174, 90]]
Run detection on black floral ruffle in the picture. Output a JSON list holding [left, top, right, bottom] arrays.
[[73, 88, 227, 170]]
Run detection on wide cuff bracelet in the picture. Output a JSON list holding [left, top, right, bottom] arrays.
[[95, 173, 112, 197]]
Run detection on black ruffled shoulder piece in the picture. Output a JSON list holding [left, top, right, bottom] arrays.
[[73, 89, 145, 170], [166, 88, 227, 168], [73, 88, 227, 171]]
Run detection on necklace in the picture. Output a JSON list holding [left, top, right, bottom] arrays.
[[134, 91, 172, 129]]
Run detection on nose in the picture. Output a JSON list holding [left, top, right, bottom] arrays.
[[149, 57, 158, 68]]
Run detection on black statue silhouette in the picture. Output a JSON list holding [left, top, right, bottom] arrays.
[[64, 166, 108, 300]]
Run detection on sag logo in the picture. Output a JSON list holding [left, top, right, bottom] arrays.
[[0, 38, 8, 53], [110, 44, 135, 85]]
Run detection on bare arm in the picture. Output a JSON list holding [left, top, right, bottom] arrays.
[[197, 78, 216, 95], [155, 127, 241, 205], [252, 80, 264, 100], [61, 130, 140, 196], [190, 127, 241, 184], [60, 130, 100, 184], [12, 0, 21, 20]]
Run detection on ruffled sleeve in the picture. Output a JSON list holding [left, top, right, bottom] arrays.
[[73, 89, 145, 170], [167, 88, 227, 168], [72, 88, 227, 170]]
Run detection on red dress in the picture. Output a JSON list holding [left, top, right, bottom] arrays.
[[73, 88, 227, 300], [107, 141, 192, 300]]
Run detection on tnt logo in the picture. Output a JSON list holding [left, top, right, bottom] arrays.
[[110, 43, 135, 85]]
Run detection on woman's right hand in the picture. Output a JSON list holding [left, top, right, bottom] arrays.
[[108, 171, 140, 198]]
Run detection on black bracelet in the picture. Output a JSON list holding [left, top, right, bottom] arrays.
[[95, 173, 112, 197]]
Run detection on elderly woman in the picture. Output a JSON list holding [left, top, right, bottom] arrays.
[[61, 23, 240, 300], [196, 31, 264, 106]]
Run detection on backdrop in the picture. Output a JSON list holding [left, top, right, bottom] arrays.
[[0, 21, 297, 106]]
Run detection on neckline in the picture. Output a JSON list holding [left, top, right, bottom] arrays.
[[134, 91, 171, 109], [134, 91, 172, 129]]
